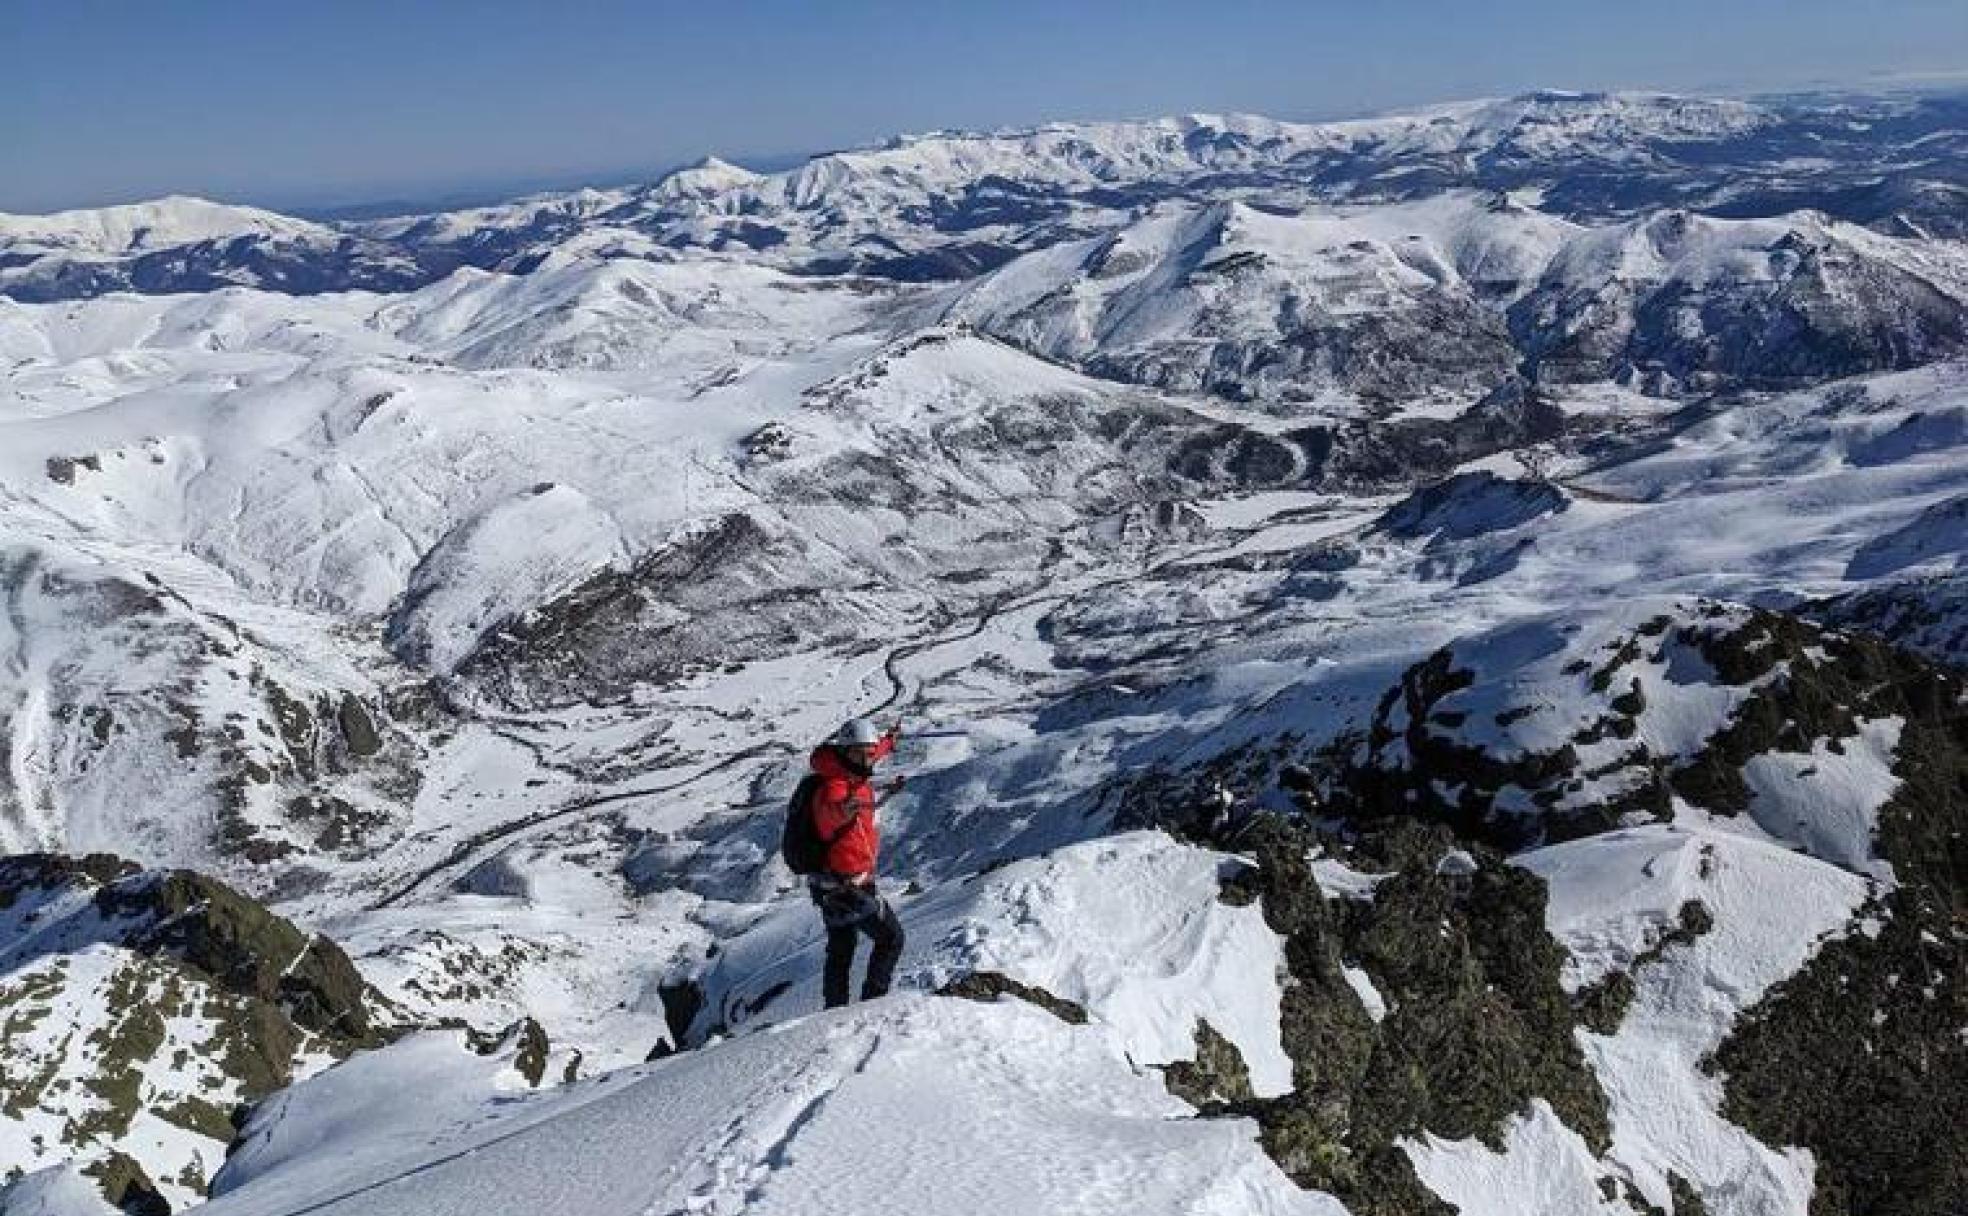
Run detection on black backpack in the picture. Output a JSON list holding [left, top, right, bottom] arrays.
[[780, 773, 857, 875]]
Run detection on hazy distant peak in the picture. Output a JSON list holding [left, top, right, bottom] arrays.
[[0, 193, 328, 254]]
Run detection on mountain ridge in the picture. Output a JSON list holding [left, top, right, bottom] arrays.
[[6, 88, 1963, 303]]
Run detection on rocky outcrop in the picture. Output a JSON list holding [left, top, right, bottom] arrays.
[[1202, 814, 1608, 1216], [0, 855, 388, 1210], [1160, 1020, 1256, 1108], [1702, 640, 1967, 1216], [465, 1017, 551, 1088], [1374, 470, 1570, 543], [1137, 596, 1966, 1215], [82, 1152, 170, 1216], [1324, 599, 1955, 861], [936, 970, 1089, 1025], [93, 869, 377, 1044]]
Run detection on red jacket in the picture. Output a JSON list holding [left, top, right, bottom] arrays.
[[809, 736, 893, 879]]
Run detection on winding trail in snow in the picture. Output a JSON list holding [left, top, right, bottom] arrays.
[[367, 738, 792, 909], [365, 500, 1371, 910], [366, 586, 1069, 910]]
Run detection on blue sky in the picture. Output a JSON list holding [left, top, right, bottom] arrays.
[[7, 0, 1965, 213]]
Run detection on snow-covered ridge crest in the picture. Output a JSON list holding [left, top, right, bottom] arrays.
[[638, 155, 767, 203], [0, 195, 331, 255], [950, 192, 1968, 407], [17, 86, 1955, 305], [683, 92, 1776, 233], [775, 90, 1773, 197]]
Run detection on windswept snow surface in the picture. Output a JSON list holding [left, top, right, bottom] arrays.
[[0, 1164, 120, 1216], [202, 996, 1339, 1216], [695, 833, 1295, 1097], [0, 196, 330, 255], [1404, 1101, 1631, 1216], [1500, 819, 1874, 1215]]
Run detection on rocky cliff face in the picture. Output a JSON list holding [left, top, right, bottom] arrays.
[[1120, 596, 1965, 1216]]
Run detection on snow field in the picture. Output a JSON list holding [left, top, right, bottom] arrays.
[[201, 996, 1337, 1216], [1509, 818, 1874, 1215], [696, 833, 1295, 1097]]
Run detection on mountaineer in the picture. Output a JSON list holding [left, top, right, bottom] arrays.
[[783, 718, 908, 1008]]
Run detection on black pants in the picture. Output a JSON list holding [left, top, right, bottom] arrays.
[[814, 884, 905, 1009]]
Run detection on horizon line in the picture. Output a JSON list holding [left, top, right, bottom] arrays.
[[11, 75, 1965, 222]]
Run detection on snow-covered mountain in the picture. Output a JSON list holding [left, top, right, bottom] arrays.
[[0, 197, 427, 303], [7, 89, 1965, 304], [950, 193, 1968, 408], [1, 86, 1964, 1216]]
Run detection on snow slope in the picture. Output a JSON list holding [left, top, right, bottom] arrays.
[[1503, 818, 1873, 1214], [200, 996, 1340, 1216], [693, 832, 1295, 1097], [0, 196, 330, 255]]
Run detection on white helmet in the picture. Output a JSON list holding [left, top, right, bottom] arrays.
[[833, 718, 882, 746]]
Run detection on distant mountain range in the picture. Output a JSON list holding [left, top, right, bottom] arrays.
[[5, 89, 1964, 305]]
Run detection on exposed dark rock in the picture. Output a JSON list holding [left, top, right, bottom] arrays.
[[468, 1018, 550, 1088], [935, 970, 1089, 1024], [0, 852, 388, 1199], [1572, 899, 1714, 1035], [83, 1151, 171, 1216], [1333, 642, 1637, 848], [94, 869, 375, 1043], [1211, 814, 1608, 1216], [1326, 601, 1958, 863], [286, 794, 392, 854], [45, 454, 103, 485], [1161, 1019, 1255, 1107], [1216, 858, 1263, 907], [1175, 600, 1966, 1214], [1668, 1173, 1712, 1216], [1704, 644, 1967, 1216], [0, 853, 140, 908], [657, 976, 706, 1055], [335, 694, 383, 758], [1667, 610, 1952, 836], [1375, 471, 1570, 544]]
